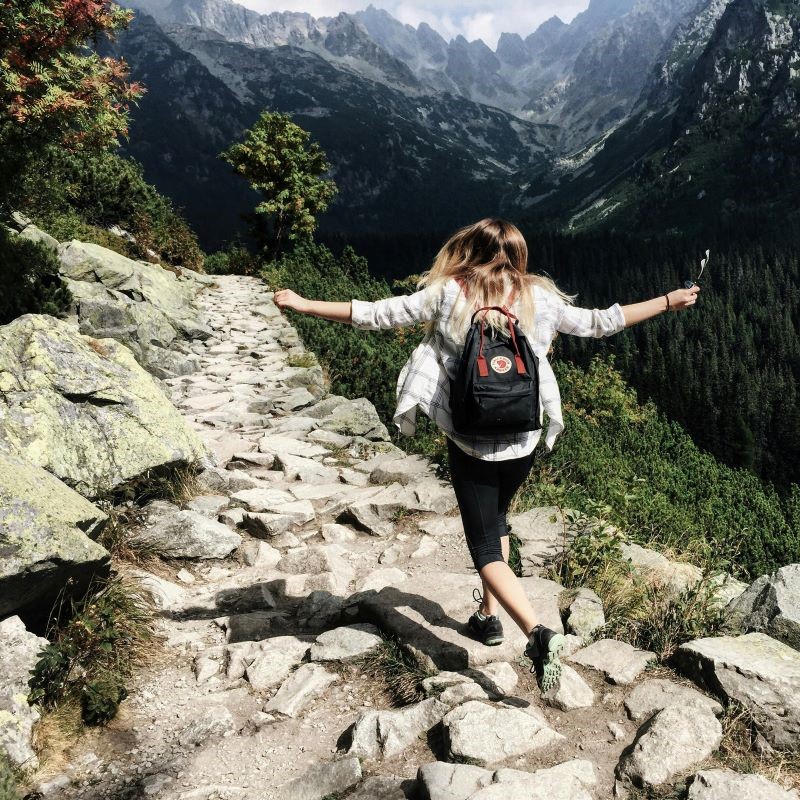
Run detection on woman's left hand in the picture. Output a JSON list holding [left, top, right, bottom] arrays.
[[274, 289, 309, 313]]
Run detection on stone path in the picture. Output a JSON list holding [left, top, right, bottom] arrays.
[[25, 275, 800, 800]]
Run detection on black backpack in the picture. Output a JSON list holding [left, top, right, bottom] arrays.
[[450, 290, 541, 436]]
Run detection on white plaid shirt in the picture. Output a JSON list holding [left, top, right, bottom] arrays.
[[351, 278, 626, 461]]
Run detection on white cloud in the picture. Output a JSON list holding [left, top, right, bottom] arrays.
[[238, 1, 591, 47]]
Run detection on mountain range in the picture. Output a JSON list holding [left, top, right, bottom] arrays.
[[108, 0, 800, 250]]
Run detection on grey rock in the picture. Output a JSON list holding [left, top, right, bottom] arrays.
[[624, 678, 723, 722], [58, 239, 208, 339], [566, 587, 605, 639], [265, 663, 338, 717], [480, 760, 597, 799], [177, 705, 236, 746], [276, 453, 340, 483], [0, 450, 110, 619], [616, 704, 723, 789], [128, 569, 187, 611], [185, 494, 229, 516], [0, 616, 48, 769], [728, 564, 800, 650], [245, 636, 311, 690], [569, 639, 656, 685], [687, 768, 800, 799], [709, 572, 749, 609], [317, 397, 389, 440], [370, 455, 432, 485], [133, 505, 241, 559], [508, 507, 568, 575], [443, 700, 564, 766], [258, 434, 328, 459], [241, 540, 281, 568], [309, 623, 383, 661], [620, 542, 703, 594], [417, 761, 493, 800], [674, 632, 800, 752], [347, 775, 412, 799], [348, 697, 449, 759], [273, 757, 361, 800], [0, 314, 208, 497], [542, 664, 595, 711]]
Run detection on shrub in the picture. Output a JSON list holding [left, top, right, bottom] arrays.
[[204, 241, 257, 275], [29, 575, 154, 726], [0, 226, 72, 324], [13, 149, 204, 270]]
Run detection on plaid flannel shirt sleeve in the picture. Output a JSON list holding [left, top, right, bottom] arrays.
[[350, 285, 443, 330], [554, 297, 627, 338]]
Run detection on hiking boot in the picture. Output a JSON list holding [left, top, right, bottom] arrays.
[[467, 589, 504, 646], [524, 624, 565, 692]]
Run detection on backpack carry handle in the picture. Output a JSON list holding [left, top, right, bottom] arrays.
[[473, 305, 527, 378]]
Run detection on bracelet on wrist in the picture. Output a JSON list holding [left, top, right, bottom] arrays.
[[664, 293, 670, 312]]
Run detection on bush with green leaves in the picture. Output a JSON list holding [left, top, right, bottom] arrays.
[[0, 225, 71, 324], [8, 148, 203, 270], [29, 576, 154, 726]]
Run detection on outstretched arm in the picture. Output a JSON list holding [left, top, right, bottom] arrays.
[[273, 284, 444, 329], [620, 285, 700, 326], [273, 289, 351, 323]]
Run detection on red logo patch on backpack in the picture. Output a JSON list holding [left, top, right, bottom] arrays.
[[490, 355, 512, 374]]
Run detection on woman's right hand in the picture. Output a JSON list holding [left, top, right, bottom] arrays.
[[273, 289, 309, 314], [667, 284, 700, 311]]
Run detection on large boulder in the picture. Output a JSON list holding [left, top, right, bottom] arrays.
[[0, 450, 109, 620], [0, 616, 49, 770], [58, 240, 209, 339], [65, 279, 200, 379], [619, 542, 703, 595], [0, 315, 208, 497], [674, 633, 800, 752], [687, 768, 800, 799], [507, 507, 569, 575], [727, 564, 800, 650]]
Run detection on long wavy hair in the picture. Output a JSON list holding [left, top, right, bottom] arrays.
[[417, 217, 574, 341]]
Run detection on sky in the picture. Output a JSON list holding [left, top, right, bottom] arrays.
[[237, 1, 592, 48]]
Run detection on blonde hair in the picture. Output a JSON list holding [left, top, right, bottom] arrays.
[[417, 217, 574, 341]]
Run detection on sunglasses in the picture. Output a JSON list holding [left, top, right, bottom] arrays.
[[685, 249, 710, 289]]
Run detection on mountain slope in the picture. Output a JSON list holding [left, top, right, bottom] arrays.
[[125, 0, 705, 154], [524, 0, 800, 234], [105, 12, 555, 250]]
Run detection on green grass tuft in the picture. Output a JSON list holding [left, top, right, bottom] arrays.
[[354, 634, 436, 706], [29, 575, 156, 726]]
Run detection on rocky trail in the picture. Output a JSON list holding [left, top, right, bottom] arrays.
[[2, 240, 800, 800]]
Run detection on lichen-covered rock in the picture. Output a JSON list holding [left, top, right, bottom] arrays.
[[58, 239, 209, 339], [674, 632, 800, 752], [0, 450, 109, 619], [569, 638, 656, 685], [727, 564, 800, 650], [0, 616, 48, 770], [566, 587, 605, 639], [0, 315, 209, 497]]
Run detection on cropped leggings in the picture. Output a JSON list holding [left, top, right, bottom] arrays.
[[446, 437, 536, 572]]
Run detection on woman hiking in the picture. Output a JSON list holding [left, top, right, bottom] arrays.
[[274, 218, 700, 692]]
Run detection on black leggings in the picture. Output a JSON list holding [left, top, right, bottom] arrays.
[[446, 437, 535, 572]]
